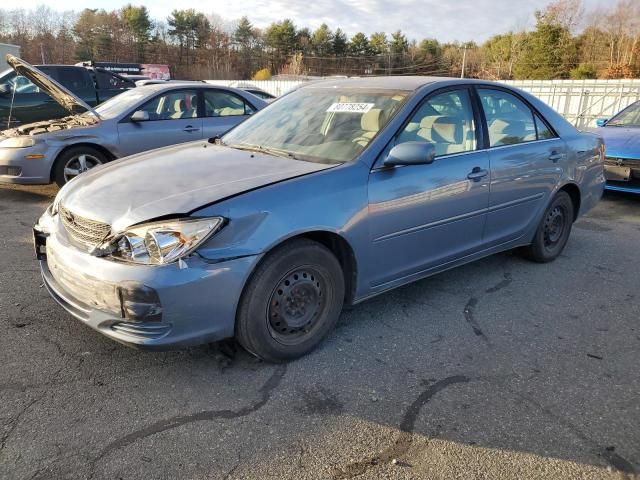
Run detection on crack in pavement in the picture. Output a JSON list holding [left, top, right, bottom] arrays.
[[332, 375, 471, 479], [87, 364, 287, 479], [1, 394, 44, 453], [463, 272, 513, 343]]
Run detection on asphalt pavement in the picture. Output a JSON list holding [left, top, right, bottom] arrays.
[[1, 183, 638, 480]]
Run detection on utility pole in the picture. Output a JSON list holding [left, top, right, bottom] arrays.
[[460, 45, 467, 79]]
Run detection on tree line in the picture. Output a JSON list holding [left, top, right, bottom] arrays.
[[0, 0, 638, 81]]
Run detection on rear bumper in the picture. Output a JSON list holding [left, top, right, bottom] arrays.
[[37, 216, 260, 349]]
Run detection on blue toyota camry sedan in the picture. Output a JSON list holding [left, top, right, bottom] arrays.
[[594, 100, 640, 193], [34, 77, 605, 362]]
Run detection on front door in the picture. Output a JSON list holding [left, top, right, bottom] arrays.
[[117, 88, 203, 157], [367, 88, 490, 289]]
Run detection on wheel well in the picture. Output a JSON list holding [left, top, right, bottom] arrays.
[[50, 143, 116, 182], [287, 231, 358, 306], [559, 183, 581, 221]]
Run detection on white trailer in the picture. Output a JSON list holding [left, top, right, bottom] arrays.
[[0, 43, 21, 71]]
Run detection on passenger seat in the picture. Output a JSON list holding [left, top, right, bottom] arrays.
[[416, 116, 465, 156], [353, 109, 382, 147]]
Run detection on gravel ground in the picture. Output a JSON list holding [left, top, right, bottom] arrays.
[[0, 183, 638, 480]]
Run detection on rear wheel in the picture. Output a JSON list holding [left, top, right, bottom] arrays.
[[236, 239, 345, 362], [522, 191, 574, 263], [53, 146, 108, 187]]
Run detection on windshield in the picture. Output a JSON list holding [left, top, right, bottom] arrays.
[[607, 102, 640, 127], [85, 88, 150, 120], [222, 87, 409, 164]]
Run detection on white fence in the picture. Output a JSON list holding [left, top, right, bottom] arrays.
[[207, 78, 640, 129], [504, 79, 640, 128]]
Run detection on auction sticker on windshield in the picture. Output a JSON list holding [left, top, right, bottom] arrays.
[[326, 103, 375, 113]]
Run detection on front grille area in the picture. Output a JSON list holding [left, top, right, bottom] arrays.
[[59, 204, 111, 247]]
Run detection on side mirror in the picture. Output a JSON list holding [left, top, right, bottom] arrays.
[[384, 141, 436, 167], [0, 84, 12, 95], [130, 110, 150, 122], [595, 118, 608, 127]]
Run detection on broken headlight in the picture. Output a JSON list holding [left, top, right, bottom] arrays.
[[108, 217, 224, 265]]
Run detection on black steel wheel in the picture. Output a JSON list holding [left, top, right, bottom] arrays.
[[236, 239, 345, 362], [523, 191, 574, 263]]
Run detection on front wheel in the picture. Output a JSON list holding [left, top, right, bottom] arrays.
[[236, 239, 345, 363], [52, 146, 108, 187], [522, 191, 574, 263]]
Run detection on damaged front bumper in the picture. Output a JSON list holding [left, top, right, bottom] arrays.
[[34, 211, 260, 349]]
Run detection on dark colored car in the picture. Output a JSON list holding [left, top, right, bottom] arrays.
[[0, 57, 135, 128], [35, 76, 604, 362], [594, 101, 640, 193]]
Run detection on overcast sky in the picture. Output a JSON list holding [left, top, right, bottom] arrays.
[[19, 0, 604, 43]]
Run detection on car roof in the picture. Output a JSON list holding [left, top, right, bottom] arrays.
[[301, 76, 452, 91], [135, 82, 236, 93]]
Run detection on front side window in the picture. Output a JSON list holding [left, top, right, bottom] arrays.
[[479, 89, 537, 147], [204, 90, 254, 117], [222, 87, 409, 164], [396, 89, 477, 157], [137, 89, 199, 120]]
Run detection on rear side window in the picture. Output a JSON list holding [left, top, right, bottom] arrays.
[[203, 90, 254, 117], [535, 114, 555, 139], [478, 89, 537, 147], [53, 68, 92, 90], [95, 70, 134, 90]]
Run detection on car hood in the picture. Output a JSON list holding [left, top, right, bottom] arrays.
[[58, 142, 334, 232], [6, 55, 99, 120], [591, 126, 640, 158]]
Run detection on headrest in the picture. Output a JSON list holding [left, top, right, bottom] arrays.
[[419, 115, 440, 129], [431, 116, 461, 144], [173, 99, 186, 112], [361, 109, 381, 132]]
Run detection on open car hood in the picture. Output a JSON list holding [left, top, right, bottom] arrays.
[[6, 55, 99, 120]]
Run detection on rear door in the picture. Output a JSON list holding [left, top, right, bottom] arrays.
[[476, 87, 566, 247], [201, 89, 256, 139], [367, 87, 490, 288], [117, 88, 203, 157]]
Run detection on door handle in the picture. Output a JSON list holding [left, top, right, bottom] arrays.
[[183, 125, 200, 133], [467, 167, 489, 181], [548, 151, 563, 162]]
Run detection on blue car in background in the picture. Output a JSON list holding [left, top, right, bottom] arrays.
[[595, 100, 640, 193]]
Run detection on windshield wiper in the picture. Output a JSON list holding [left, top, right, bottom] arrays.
[[227, 143, 299, 160]]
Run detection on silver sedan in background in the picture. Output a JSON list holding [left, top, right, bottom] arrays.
[[0, 57, 267, 186]]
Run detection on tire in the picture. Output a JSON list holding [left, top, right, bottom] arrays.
[[52, 146, 108, 187], [236, 239, 345, 363], [522, 191, 574, 263]]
